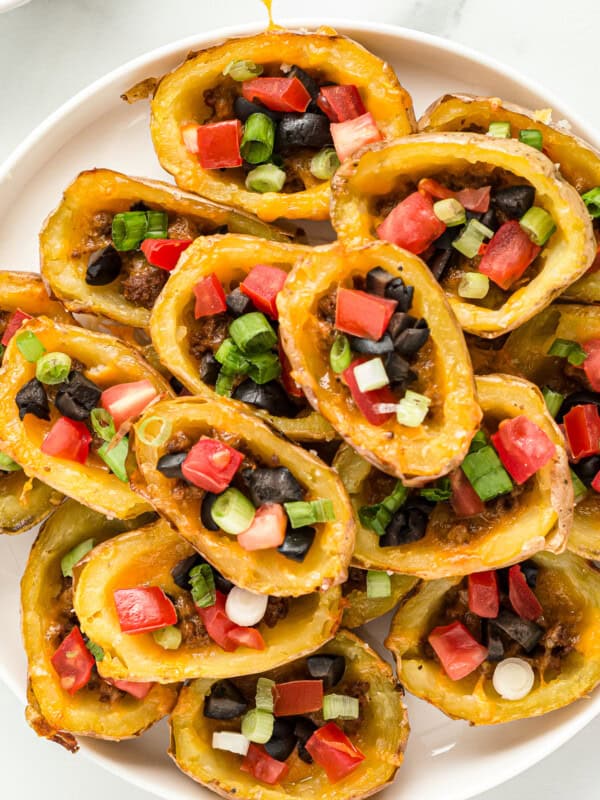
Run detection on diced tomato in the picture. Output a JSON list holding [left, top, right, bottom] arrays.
[[490, 415, 555, 484], [449, 467, 485, 517], [592, 470, 600, 493], [51, 626, 95, 695], [101, 379, 158, 430], [41, 417, 91, 464], [198, 591, 265, 652], [240, 264, 288, 319], [305, 722, 366, 783], [317, 85, 366, 122], [197, 120, 243, 169], [193, 272, 227, 319], [478, 221, 541, 290], [468, 571, 499, 618], [227, 626, 266, 650], [114, 586, 177, 634], [181, 437, 244, 493], [274, 680, 324, 716], [330, 112, 382, 162], [417, 178, 491, 213], [342, 359, 396, 426], [107, 679, 154, 700], [237, 503, 287, 551], [1, 309, 32, 346], [377, 191, 446, 255], [563, 404, 600, 459], [428, 621, 488, 681], [583, 339, 600, 391], [241, 744, 289, 785], [140, 238, 193, 271], [508, 565, 543, 620], [181, 122, 200, 154], [335, 288, 397, 341], [242, 77, 310, 113], [279, 342, 303, 398]]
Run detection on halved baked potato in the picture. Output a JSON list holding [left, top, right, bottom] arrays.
[[341, 568, 418, 629]]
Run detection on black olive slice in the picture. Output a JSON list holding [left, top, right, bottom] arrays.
[[201, 491, 221, 531], [233, 379, 295, 417], [287, 65, 321, 103], [171, 554, 203, 590], [520, 560, 539, 589], [85, 245, 122, 286], [379, 506, 429, 547], [264, 718, 298, 761], [275, 114, 332, 151], [365, 266, 394, 296], [199, 353, 221, 385], [387, 312, 417, 340], [156, 451, 187, 479], [483, 621, 505, 662], [385, 353, 416, 386], [384, 278, 414, 312], [493, 185, 535, 219], [277, 525, 315, 562], [15, 378, 50, 421], [55, 371, 102, 421], [429, 247, 456, 281], [203, 680, 248, 720], [242, 466, 304, 506], [226, 287, 254, 317], [572, 454, 600, 487], [306, 653, 346, 689], [348, 333, 394, 355], [393, 326, 430, 358], [493, 610, 543, 652], [234, 96, 283, 123], [293, 716, 317, 763]]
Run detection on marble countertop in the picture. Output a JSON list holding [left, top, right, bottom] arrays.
[[1, 1, 599, 798]]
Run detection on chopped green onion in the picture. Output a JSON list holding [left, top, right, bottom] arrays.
[[519, 129, 543, 150], [354, 357, 390, 392], [396, 390, 431, 427], [284, 498, 335, 528], [582, 187, 600, 219], [112, 211, 148, 251], [542, 386, 564, 418], [519, 206, 556, 246], [433, 198, 466, 227], [241, 709, 274, 744], [215, 370, 235, 397], [85, 640, 104, 662], [136, 416, 172, 447], [487, 121, 511, 138], [145, 210, 169, 239], [420, 477, 452, 502], [310, 498, 335, 523], [548, 338, 587, 366], [570, 468, 588, 501], [98, 436, 130, 482], [329, 335, 352, 373], [366, 570, 391, 599], [223, 59, 263, 81], [246, 164, 286, 193], [215, 338, 250, 374], [461, 444, 513, 502], [241, 113, 275, 165], [452, 218, 494, 259], [189, 564, 216, 608], [255, 678, 275, 712], [15, 331, 46, 362], [0, 451, 21, 472], [35, 352, 71, 384], [469, 430, 488, 452], [152, 625, 183, 650], [61, 538, 95, 578], [310, 147, 340, 180], [322, 694, 359, 720], [90, 408, 116, 442], [458, 273, 489, 299], [229, 312, 278, 355], [211, 488, 256, 534], [359, 480, 407, 535], [248, 351, 281, 384]]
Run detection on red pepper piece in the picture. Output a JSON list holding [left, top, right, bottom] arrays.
[[237, 503, 287, 551], [478, 221, 541, 290], [140, 238, 193, 271], [468, 571, 499, 618], [197, 591, 266, 652], [193, 273, 227, 319], [342, 359, 396, 426], [583, 339, 600, 391], [377, 191, 446, 255], [592, 470, 600, 493], [428, 621, 488, 680], [508, 565, 543, 620], [1, 309, 32, 346], [197, 120, 243, 169], [330, 112, 382, 162], [242, 77, 311, 113], [305, 722, 366, 783], [335, 288, 397, 340], [114, 586, 177, 634], [181, 437, 244, 493], [240, 264, 288, 319], [101, 379, 158, 429], [417, 178, 491, 213], [563, 404, 600, 459], [41, 417, 92, 464], [51, 626, 95, 696], [317, 85, 366, 122], [241, 744, 289, 785], [273, 680, 324, 716], [449, 467, 485, 517], [107, 679, 154, 700], [490, 415, 555, 484]]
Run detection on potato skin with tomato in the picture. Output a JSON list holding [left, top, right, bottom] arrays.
[[169, 630, 409, 800]]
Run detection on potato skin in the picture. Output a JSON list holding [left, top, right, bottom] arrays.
[[341, 570, 418, 629]]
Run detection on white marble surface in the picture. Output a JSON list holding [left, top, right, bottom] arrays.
[[1, 0, 600, 797]]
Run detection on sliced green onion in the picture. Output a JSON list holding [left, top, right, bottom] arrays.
[[189, 563, 216, 608], [433, 198, 466, 227], [382, 481, 409, 513], [396, 390, 431, 428], [246, 164, 286, 193], [255, 677, 275, 712], [229, 312, 278, 355], [519, 206, 556, 246], [85, 640, 104, 662], [310, 498, 335, 523], [452, 218, 494, 259], [469, 430, 488, 452], [329, 335, 352, 373], [420, 477, 452, 502], [98, 436, 130, 482], [152, 625, 183, 650], [211, 488, 256, 534], [458, 273, 489, 299], [0, 451, 21, 472], [215, 338, 250, 374], [215, 369, 235, 397], [359, 504, 392, 536], [241, 709, 274, 744], [310, 147, 341, 180], [35, 351, 72, 384], [570, 468, 588, 501], [136, 416, 172, 447], [354, 357, 390, 392], [366, 570, 391, 599], [15, 331, 46, 362], [542, 386, 564, 418], [519, 129, 543, 150], [487, 121, 511, 138], [223, 59, 263, 81], [284, 498, 335, 528], [323, 694, 359, 720], [145, 210, 169, 239], [90, 408, 116, 442], [241, 113, 275, 165], [461, 444, 513, 502], [61, 538, 95, 578], [247, 351, 281, 384], [582, 187, 600, 219], [112, 211, 148, 251], [548, 338, 587, 366]]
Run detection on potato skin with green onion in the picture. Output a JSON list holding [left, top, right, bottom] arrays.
[[341, 570, 418, 628]]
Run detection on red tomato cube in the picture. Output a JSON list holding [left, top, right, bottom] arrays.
[[377, 191, 446, 255]]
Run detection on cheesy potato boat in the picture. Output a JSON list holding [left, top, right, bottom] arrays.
[[341, 569, 418, 629]]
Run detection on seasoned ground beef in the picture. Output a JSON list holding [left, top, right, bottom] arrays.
[[172, 479, 203, 503], [343, 567, 367, 596], [168, 215, 200, 240], [175, 594, 211, 648], [317, 290, 337, 324], [341, 680, 370, 735], [204, 84, 238, 122], [86, 669, 126, 704], [189, 314, 230, 358], [121, 253, 168, 308], [47, 578, 77, 649], [166, 431, 194, 454], [263, 596, 290, 628]]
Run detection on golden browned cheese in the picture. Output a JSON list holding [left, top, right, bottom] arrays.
[[132, 397, 354, 596], [386, 551, 600, 724], [341, 568, 418, 628], [0, 317, 172, 518], [150, 28, 415, 221], [330, 132, 595, 337], [21, 499, 176, 749], [277, 241, 481, 484], [169, 630, 409, 800]]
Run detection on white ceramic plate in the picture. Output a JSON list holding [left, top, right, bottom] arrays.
[[0, 0, 31, 12], [1, 17, 599, 800]]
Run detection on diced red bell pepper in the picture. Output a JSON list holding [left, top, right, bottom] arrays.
[[335, 288, 397, 341], [317, 85, 366, 122], [1, 309, 32, 346], [226, 626, 266, 650], [41, 417, 92, 464], [107, 679, 154, 700], [197, 120, 243, 169], [305, 722, 365, 783], [330, 112, 382, 162], [377, 191, 447, 255], [468, 571, 499, 618], [114, 586, 177, 634], [417, 179, 491, 213], [181, 437, 244, 493], [583, 339, 600, 391], [563, 404, 600, 459], [140, 238, 193, 271], [193, 272, 227, 319], [242, 77, 310, 113], [490, 415, 555, 485], [279, 342, 303, 398], [428, 621, 488, 681], [478, 220, 541, 290], [273, 680, 324, 716], [181, 122, 200, 154], [449, 467, 485, 517], [240, 264, 288, 319], [51, 626, 95, 695], [237, 503, 287, 551], [241, 744, 289, 785], [592, 470, 600, 493], [101, 379, 158, 429], [342, 359, 396, 426], [197, 591, 266, 652], [508, 565, 543, 620]]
